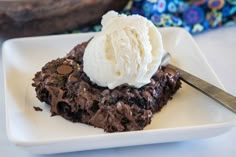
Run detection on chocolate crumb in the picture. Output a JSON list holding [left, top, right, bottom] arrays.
[[33, 106, 43, 112]]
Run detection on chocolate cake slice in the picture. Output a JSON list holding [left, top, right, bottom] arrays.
[[32, 41, 181, 132]]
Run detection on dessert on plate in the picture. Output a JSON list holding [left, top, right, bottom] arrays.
[[32, 11, 181, 132]]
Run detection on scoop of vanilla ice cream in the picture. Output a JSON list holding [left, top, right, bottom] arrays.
[[83, 11, 164, 89]]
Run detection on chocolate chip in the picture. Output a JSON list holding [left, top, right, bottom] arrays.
[[57, 65, 73, 75], [68, 73, 79, 82]]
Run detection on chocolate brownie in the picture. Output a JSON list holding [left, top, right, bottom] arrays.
[[32, 41, 181, 132]]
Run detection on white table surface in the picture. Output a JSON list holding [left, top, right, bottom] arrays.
[[0, 26, 235, 157]]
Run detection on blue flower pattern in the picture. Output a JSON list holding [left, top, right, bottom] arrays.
[[73, 0, 236, 34]]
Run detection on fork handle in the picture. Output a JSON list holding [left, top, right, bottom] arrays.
[[168, 64, 236, 114]]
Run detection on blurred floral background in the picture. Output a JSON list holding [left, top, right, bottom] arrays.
[[74, 0, 236, 34]]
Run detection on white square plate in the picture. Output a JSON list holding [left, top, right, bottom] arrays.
[[2, 28, 236, 154]]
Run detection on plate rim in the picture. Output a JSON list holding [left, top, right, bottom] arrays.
[[6, 120, 236, 147]]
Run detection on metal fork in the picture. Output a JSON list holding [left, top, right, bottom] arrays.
[[161, 52, 236, 114]]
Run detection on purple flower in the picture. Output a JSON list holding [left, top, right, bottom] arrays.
[[183, 6, 205, 25]]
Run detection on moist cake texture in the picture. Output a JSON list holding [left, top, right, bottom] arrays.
[[32, 41, 181, 132]]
